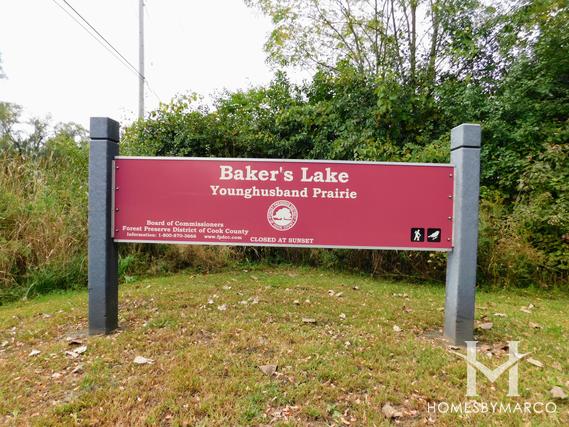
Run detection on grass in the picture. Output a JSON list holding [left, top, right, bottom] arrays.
[[0, 266, 567, 426]]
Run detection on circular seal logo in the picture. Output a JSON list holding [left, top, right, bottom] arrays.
[[267, 200, 298, 231]]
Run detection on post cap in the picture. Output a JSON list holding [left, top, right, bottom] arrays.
[[451, 124, 481, 150], [90, 117, 120, 142]]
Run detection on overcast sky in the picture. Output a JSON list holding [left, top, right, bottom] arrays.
[[0, 0, 297, 129]]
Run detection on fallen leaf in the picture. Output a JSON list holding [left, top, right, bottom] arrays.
[[302, 318, 317, 324], [335, 292, 344, 298], [352, 286, 359, 290], [527, 358, 543, 368], [293, 300, 300, 305], [492, 342, 510, 354], [29, 349, 40, 357], [393, 325, 402, 333], [328, 290, 336, 296], [74, 345, 87, 355], [259, 364, 277, 376], [479, 322, 493, 330], [529, 322, 542, 329], [382, 403, 402, 419], [493, 313, 507, 317], [133, 356, 154, 365], [550, 386, 567, 399], [339, 313, 346, 320]]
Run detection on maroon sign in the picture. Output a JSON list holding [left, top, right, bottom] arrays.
[[113, 157, 454, 250]]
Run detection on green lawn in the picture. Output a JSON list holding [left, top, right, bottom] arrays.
[[0, 267, 567, 426]]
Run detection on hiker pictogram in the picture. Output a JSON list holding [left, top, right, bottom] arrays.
[[411, 228, 424, 242]]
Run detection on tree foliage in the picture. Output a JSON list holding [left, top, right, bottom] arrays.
[[123, 0, 568, 286], [246, 0, 509, 89], [0, 103, 86, 156]]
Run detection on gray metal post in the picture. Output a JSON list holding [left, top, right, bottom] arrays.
[[88, 117, 120, 335], [444, 124, 481, 346]]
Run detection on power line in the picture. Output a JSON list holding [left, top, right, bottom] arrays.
[[60, 0, 143, 80], [145, 81, 161, 103], [50, 0, 137, 78], [50, 0, 162, 103]]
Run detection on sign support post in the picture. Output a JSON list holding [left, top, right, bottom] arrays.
[[444, 124, 481, 345], [88, 117, 120, 335]]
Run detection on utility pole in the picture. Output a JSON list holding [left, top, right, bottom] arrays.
[[138, 0, 145, 119]]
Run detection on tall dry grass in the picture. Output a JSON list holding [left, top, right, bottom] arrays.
[[0, 142, 89, 301]]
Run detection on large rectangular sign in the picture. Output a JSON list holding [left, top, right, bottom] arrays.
[[112, 157, 455, 250]]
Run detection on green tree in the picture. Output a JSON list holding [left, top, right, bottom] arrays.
[[0, 103, 50, 156], [246, 0, 503, 88], [0, 102, 87, 156], [0, 102, 23, 151]]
